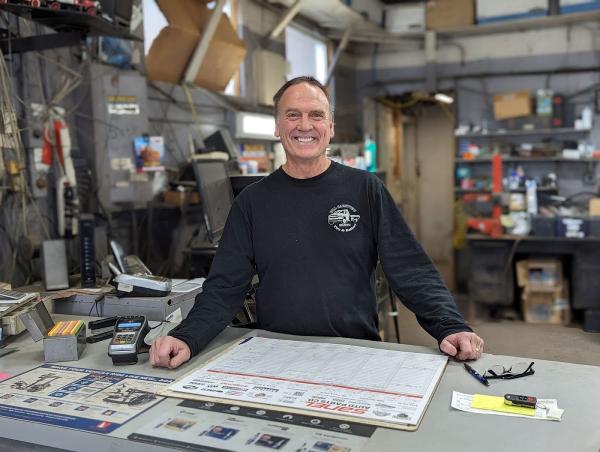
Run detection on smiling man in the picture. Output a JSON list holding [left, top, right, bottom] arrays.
[[150, 76, 484, 369]]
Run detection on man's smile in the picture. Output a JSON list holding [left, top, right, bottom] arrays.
[[294, 136, 317, 143]]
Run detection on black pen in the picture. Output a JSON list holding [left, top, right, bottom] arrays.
[[464, 363, 489, 386]]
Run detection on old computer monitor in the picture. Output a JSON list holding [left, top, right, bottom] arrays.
[[192, 158, 234, 245], [203, 128, 240, 159], [109, 239, 127, 274]]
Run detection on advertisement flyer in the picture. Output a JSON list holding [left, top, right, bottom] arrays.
[[166, 337, 447, 428], [130, 399, 376, 452], [132, 135, 165, 172], [0, 364, 172, 433]]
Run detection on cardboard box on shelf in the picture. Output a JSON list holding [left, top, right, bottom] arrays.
[[493, 91, 532, 120], [426, 0, 474, 30], [477, 0, 547, 24], [590, 198, 600, 216], [516, 259, 563, 289], [521, 283, 571, 325], [163, 190, 200, 206], [384, 2, 425, 34], [146, 0, 246, 92], [254, 49, 288, 106]]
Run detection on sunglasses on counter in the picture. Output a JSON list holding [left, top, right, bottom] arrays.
[[483, 361, 535, 380]]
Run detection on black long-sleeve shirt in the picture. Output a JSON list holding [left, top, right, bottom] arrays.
[[170, 161, 471, 356]]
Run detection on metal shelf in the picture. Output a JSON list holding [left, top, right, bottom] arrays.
[[439, 10, 600, 38], [0, 4, 137, 40], [456, 157, 600, 163], [454, 187, 558, 194], [339, 10, 600, 43], [455, 128, 591, 139], [467, 233, 600, 242]]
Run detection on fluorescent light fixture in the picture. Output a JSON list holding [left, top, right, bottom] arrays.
[[235, 112, 277, 140], [434, 93, 454, 104]]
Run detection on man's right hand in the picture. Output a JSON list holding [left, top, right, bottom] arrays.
[[149, 336, 191, 369]]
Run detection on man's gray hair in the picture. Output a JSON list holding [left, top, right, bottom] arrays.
[[272, 76, 334, 120]]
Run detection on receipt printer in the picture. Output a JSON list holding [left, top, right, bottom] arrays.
[[108, 262, 171, 298], [107, 316, 149, 365]]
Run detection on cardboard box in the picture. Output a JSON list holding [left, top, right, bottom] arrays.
[[146, 0, 246, 91], [522, 284, 570, 325], [493, 91, 532, 120], [254, 49, 288, 106], [589, 198, 600, 216], [477, 0, 547, 24], [163, 190, 200, 206], [426, 0, 474, 30], [385, 3, 425, 33], [516, 259, 562, 289]]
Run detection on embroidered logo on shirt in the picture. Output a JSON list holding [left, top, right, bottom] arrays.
[[328, 204, 360, 232]]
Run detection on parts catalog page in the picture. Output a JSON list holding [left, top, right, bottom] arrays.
[[0, 364, 172, 433], [130, 399, 376, 452]]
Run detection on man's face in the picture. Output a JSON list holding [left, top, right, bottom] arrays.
[[274, 82, 334, 163]]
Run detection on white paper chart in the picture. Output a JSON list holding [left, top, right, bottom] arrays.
[[166, 337, 447, 428]]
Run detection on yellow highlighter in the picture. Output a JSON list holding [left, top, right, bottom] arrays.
[[46, 323, 62, 337], [49, 321, 70, 337], [65, 321, 81, 336]]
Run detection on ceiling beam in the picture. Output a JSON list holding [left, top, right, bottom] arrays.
[[325, 25, 353, 86], [268, 0, 303, 40], [184, 0, 228, 84]]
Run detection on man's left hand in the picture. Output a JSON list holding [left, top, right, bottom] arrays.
[[439, 332, 484, 361]]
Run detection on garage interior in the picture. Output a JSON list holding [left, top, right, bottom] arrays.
[[1, 0, 599, 375]]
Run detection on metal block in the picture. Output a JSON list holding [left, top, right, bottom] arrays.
[[43, 326, 86, 363]]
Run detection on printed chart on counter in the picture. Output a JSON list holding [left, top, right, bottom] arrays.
[[0, 364, 172, 433], [130, 399, 377, 452], [163, 336, 448, 430]]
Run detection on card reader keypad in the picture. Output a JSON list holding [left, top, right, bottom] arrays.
[[114, 333, 135, 344]]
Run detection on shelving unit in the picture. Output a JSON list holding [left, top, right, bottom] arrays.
[[455, 125, 596, 197], [467, 234, 600, 243], [454, 100, 599, 312], [0, 3, 137, 51], [333, 9, 600, 44], [456, 157, 599, 163], [454, 187, 558, 194], [456, 127, 591, 139]]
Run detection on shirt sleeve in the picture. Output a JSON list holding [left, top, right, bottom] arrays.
[[370, 177, 472, 342], [169, 200, 255, 356]]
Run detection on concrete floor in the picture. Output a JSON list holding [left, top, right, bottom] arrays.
[[392, 301, 600, 367]]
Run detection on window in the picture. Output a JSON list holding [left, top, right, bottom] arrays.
[[285, 26, 328, 84], [142, 0, 167, 56]]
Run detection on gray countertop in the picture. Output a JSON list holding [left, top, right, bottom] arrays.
[[1, 321, 599, 452]]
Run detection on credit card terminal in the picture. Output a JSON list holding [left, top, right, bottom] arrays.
[[107, 316, 149, 365]]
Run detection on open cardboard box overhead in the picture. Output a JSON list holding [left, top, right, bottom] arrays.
[[147, 0, 246, 92]]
